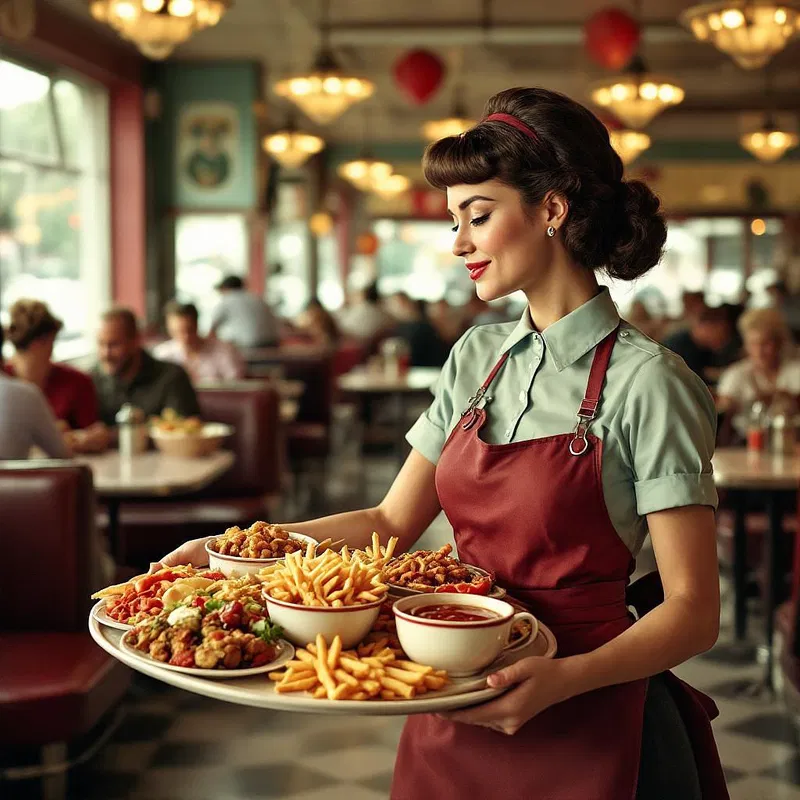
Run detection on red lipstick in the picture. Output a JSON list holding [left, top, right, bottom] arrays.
[[466, 260, 490, 281]]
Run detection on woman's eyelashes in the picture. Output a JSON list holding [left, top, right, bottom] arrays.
[[450, 213, 491, 233]]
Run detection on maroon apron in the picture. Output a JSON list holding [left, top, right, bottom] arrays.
[[392, 329, 728, 800]]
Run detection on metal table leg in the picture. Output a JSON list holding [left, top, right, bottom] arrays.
[[732, 490, 748, 641], [763, 490, 784, 692]]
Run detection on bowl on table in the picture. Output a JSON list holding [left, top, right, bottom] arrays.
[[262, 593, 383, 649], [205, 532, 318, 578], [149, 422, 233, 458]]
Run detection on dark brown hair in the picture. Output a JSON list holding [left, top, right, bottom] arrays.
[[423, 87, 666, 281], [101, 307, 139, 339], [6, 299, 63, 351], [164, 300, 199, 324]]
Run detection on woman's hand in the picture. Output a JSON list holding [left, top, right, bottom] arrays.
[[149, 536, 213, 572], [442, 657, 575, 735]]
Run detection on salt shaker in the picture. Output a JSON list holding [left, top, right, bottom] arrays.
[[116, 404, 146, 458]]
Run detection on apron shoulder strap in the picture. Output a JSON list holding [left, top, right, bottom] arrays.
[[570, 325, 620, 456]]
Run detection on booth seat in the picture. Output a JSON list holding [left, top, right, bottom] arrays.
[[0, 462, 130, 792], [107, 384, 283, 567]]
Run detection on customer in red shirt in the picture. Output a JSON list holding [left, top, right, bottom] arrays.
[[5, 299, 108, 453]]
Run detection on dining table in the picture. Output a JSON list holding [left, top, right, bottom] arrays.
[[713, 447, 800, 692], [80, 450, 235, 562]]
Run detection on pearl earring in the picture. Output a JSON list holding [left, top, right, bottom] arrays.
[[546, 226, 556, 237]]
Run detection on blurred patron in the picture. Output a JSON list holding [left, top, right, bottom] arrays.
[[766, 279, 800, 340], [427, 298, 463, 346], [4, 299, 108, 453], [294, 300, 341, 349], [0, 323, 70, 460], [209, 275, 280, 349], [662, 306, 734, 385], [625, 300, 664, 342], [91, 308, 200, 426], [154, 301, 244, 384], [336, 282, 393, 343], [389, 293, 449, 367], [717, 307, 800, 414]]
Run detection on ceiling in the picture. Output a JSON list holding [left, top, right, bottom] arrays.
[[49, 0, 800, 143]]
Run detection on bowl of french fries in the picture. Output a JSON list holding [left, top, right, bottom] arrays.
[[260, 534, 396, 649], [150, 415, 233, 459]]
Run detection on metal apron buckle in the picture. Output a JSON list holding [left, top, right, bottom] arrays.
[[461, 387, 491, 430], [569, 417, 591, 456]]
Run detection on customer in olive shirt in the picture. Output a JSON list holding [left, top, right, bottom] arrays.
[[91, 308, 201, 426]]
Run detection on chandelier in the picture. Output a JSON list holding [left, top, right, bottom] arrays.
[[590, 60, 685, 129], [338, 154, 393, 192], [89, 0, 230, 60], [263, 129, 324, 169], [273, 0, 373, 125], [680, 1, 800, 70], [373, 173, 411, 199], [740, 117, 799, 161], [609, 130, 652, 165]]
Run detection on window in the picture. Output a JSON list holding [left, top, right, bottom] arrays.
[[0, 58, 110, 360], [174, 214, 248, 330]]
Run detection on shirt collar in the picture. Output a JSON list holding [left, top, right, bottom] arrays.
[[498, 287, 620, 372]]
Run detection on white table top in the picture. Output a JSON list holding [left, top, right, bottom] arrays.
[[337, 367, 441, 394], [80, 450, 235, 497], [713, 448, 800, 490]]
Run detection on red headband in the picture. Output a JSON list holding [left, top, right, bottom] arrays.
[[484, 112, 538, 142]]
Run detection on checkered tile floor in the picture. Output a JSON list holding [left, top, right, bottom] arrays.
[[8, 449, 800, 799]]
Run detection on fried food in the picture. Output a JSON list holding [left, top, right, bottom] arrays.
[[384, 544, 492, 594], [126, 598, 283, 670], [269, 633, 449, 700], [209, 521, 304, 559], [150, 409, 204, 435], [260, 538, 393, 608]]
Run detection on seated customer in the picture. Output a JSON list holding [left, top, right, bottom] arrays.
[[4, 299, 108, 453], [662, 306, 733, 384], [389, 293, 450, 367], [293, 300, 341, 349], [91, 308, 201, 426], [0, 324, 70, 460], [154, 301, 244, 384], [209, 275, 280, 349], [717, 307, 800, 414]]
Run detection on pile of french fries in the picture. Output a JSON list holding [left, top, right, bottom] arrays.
[[270, 633, 448, 701], [259, 534, 396, 608]]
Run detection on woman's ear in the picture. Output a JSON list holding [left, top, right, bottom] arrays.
[[542, 191, 569, 229]]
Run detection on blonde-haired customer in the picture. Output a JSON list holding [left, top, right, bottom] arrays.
[[716, 307, 800, 414]]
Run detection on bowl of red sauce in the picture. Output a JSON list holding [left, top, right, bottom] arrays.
[[393, 594, 539, 676]]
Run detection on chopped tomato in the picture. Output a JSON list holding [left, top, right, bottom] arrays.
[[169, 651, 195, 668]]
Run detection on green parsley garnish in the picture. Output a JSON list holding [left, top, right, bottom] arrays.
[[251, 618, 284, 643]]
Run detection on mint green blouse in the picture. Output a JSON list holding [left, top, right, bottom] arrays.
[[406, 289, 718, 555]]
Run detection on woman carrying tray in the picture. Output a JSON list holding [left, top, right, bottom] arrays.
[[162, 88, 727, 799]]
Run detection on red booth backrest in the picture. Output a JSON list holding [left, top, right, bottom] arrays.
[[0, 462, 96, 633], [197, 385, 281, 497]]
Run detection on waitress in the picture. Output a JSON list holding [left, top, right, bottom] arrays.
[[161, 87, 727, 799]]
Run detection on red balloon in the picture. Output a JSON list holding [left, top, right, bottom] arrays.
[[584, 8, 641, 71], [393, 49, 446, 105]]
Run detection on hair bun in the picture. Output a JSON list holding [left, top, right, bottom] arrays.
[[5, 299, 62, 350], [604, 180, 666, 281]]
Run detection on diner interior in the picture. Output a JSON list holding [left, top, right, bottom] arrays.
[[3, 0, 800, 798]]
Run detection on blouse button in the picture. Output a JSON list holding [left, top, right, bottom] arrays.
[[518, 390, 526, 402], [620, 330, 629, 338]]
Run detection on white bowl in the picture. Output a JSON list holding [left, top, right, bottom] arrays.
[[205, 532, 318, 578], [150, 422, 233, 458], [263, 594, 383, 649], [393, 593, 538, 677]]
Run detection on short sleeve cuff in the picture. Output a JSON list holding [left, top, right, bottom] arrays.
[[634, 473, 719, 516], [406, 413, 447, 466]]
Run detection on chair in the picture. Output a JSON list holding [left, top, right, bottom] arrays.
[[0, 461, 131, 796], [111, 383, 283, 567]]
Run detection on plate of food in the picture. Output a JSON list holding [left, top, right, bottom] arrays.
[[383, 544, 506, 598], [205, 521, 319, 577], [149, 409, 233, 458], [120, 596, 293, 679], [91, 566, 227, 628]]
